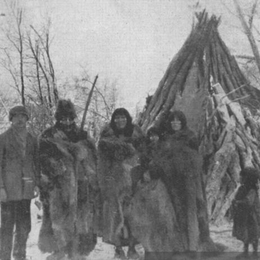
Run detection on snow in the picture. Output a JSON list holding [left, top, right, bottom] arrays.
[[25, 199, 145, 260], [24, 199, 245, 260]]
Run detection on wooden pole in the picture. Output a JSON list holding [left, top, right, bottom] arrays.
[[80, 75, 98, 131]]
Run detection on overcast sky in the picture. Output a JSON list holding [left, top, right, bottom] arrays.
[[0, 0, 255, 112]]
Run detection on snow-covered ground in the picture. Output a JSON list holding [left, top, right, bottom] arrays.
[[26, 199, 145, 260], [24, 199, 245, 260]]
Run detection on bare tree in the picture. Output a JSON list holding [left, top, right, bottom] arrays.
[[29, 21, 59, 106], [0, 1, 59, 134], [233, 0, 260, 75], [1, 2, 26, 104], [0, 1, 117, 136]]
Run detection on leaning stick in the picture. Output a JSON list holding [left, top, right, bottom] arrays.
[[80, 75, 98, 131]]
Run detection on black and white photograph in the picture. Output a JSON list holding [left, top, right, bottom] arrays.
[[1, 0, 260, 259]]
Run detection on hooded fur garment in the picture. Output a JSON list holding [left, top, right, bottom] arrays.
[[97, 123, 144, 246]]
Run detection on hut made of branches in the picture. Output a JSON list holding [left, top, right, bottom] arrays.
[[138, 11, 260, 224]]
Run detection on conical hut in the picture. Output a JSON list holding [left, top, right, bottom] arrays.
[[138, 10, 260, 226]]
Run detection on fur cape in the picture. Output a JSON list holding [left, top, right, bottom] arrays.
[[97, 123, 144, 246], [126, 178, 185, 252], [154, 138, 205, 251], [127, 135, 211, 253], [38, 137, 99, 257]]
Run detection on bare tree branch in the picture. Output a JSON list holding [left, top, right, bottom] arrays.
[[248, 0, 259, 29], [17, 9, 25, 105], [235, 54, 256, 60], [30, 24, 58, 104], [27, 33, 52, 107], [234, 0, 260, 75]]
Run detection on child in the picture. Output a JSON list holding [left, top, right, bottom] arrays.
[[232, 167, 260, 257]]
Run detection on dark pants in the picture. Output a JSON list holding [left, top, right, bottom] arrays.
[[0, 199, 31, 260]]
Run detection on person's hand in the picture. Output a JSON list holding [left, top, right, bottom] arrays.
[[53, 130, 67, 140], [0, 187, 7, 202]]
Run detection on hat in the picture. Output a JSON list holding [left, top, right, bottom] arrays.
[[9, 106, 29, 121], [54, 99, 77, 121]]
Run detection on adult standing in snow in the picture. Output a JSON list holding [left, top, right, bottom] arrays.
[[0, 105, 40, 260], [129, 110, 212, 254], [97, 108, 144, 259], [38, 99, 99, 260], [156, 110, 209, 251]]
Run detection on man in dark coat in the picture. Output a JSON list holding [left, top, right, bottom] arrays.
[[0, 105, 40, 260], [38, 99, 99, 260]]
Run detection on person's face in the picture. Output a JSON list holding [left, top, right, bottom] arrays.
[[114, 114, 127, 130], [59, 117, 75, 131], [149, 133, 159, 143], [171, 117, 182, 131], [11, 114, 27, 128]]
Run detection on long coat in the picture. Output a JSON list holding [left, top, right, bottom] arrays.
[[97, 123, 144, 246], [0, 127, 39, 201], [137, 127, 209, 252], [38, 125, 99, 256], [232, 186, 260, 243]]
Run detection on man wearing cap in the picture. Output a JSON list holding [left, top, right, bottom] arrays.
[[0, 105, 40, 260], [38, 99, 99, 260]]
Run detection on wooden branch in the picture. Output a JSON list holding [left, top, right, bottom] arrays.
[[0, 95, 9, 116], [28, 34, 52, 107], [233, 0, 260, 76], [80, 75, 98, 131], [94, 85, 112, 112], [45, 30, 58, 103], [35, 44, 43, 104], [30, 25, 58, 104], [248, 0, 258, 30], [16, 9, 25, 105], [235, 55, 256, 60]]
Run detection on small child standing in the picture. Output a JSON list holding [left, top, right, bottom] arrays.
[[232, 167, 260, 257]]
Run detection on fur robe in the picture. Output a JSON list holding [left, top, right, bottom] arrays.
[[126, 178, 184, 252], [126, 130, 211, 253], [38, 135, 99, 257], [97, 124, 144, 246]]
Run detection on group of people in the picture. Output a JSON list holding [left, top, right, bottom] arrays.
[[0, 99, 260, 260]]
